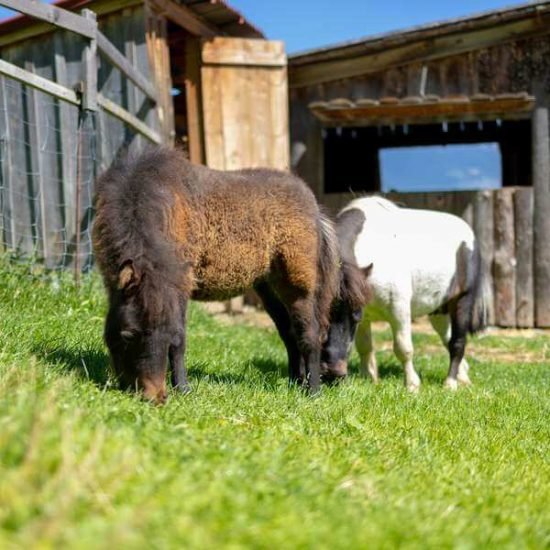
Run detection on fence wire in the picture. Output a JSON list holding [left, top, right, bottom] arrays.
[[0, 76, 97, 275]]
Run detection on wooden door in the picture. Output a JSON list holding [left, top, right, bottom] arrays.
[[201, 37, 289, 171]]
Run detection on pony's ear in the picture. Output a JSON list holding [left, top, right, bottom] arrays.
[[118, 259, 140, 291], [362, 263, 374, 278]]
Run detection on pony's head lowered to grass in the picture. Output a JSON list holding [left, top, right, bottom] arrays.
[[321, 261, 372, 381], [102, 258, 186, 405]]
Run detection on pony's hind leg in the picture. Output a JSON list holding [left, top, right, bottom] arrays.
[[254, 281, 304, 384], [355, 319, 378, 383], [429, 313, 471, 388], [443, 298, 470, 391], [390, 315, 421, 393]]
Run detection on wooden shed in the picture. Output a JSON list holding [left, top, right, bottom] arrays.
[[288, 0, 550, 328], [0, 0, 289, 272]]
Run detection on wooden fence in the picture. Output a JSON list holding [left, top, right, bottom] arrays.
[[0, 0, 162, 278], [323, 187, 536, 328]]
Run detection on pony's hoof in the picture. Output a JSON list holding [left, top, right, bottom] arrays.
[[407, 383, 420, 394], [457, 376, 472, 387], [175, 384, 192, 395], [444, 378, 458, 391]]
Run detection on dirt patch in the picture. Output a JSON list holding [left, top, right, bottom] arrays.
[[199, 303, 550, 364]]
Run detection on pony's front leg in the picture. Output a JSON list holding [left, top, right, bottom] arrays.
[[288, 297, 321, 395], [355, 319, 378, 383], [390, 317, 420, 393], [169, 298, 190, 393]]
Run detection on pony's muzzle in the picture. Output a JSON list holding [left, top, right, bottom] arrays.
[[320, 359, 348, 383], [141, 376, 168, 405]]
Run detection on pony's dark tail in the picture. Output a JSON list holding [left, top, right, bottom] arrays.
[[466, 242, 490, 334], [316, 212, 340, 342]]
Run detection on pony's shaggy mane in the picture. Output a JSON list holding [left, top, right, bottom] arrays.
[[93, 148, 192, 319]]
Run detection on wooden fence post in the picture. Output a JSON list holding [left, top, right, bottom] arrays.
[[75, 9, 98, 285], [533, 98, 550, 327], [493, 188, 516, 327]]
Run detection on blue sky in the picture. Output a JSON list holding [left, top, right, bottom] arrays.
[[229, 0, 523, 54], [1, 0, 514, 191]]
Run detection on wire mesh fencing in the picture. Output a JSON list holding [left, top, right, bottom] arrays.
[[0, 75, 97, 278]]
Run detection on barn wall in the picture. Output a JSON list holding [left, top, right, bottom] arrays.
[[290, 34, 550, 328], [0, 4, 164, 269]]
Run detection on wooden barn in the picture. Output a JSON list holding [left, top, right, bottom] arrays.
[[0, 0, 289, 274], [288, 1, 550, 328]]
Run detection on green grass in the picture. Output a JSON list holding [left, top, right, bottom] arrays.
[[0, 258, 549, 549]]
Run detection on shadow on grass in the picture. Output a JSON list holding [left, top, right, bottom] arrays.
[[33, 344, 111, 387], [187, 356, 289, 392]]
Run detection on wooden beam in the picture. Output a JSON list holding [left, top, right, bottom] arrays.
[[184, 37, 205, 164], [289, 15, 550, 88], [81, 9, 98, 111], [97, 30, 157, 103], [0, 58, 79, 105], [97, 93, 161, 144], [533, 101, 550, 327], [310, 97, 535, 126], [0, 0, 142, 48], [202, 37, 286, 67], [148, 0, 217, 38], [0, 0, 96, 38]]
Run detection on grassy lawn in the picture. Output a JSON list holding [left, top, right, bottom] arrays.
[[1, 258, 549, 549]]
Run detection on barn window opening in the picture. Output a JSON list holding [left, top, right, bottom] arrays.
[[323, 119, 532, 194], [380, 143, 502, 193]]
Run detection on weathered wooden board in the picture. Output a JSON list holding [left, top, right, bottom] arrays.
[[289, 12, 550, 87], [493, 188, 517, 327], [473, 190, 495, 326], [145, 6, 174, 145], [202, 37, 286, 67], [532, 102, 550, 327], [201, 37, 289, 170], [514, 187, 534, 328]]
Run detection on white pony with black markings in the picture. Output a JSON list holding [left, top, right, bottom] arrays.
[[321, 196, 489, 391]]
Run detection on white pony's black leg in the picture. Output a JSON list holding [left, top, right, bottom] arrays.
[[444, 301, 469, 390], [429, 313, 471, 387]]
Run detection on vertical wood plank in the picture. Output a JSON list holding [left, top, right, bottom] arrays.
[[201, 64, 225, 169], [23, 58, 49, 262], [80, 9, 98, 112], [268, 65, 290, 170], [532, 102, 550, 327], [53, 31, 78, 266], [493, 188, 516, 327], [514, 187, 534, 328], [145, 5, 173, 145], [0, 76, 15, 249], [473, 190, 495, 325], [6, 48, 34, 254], [184, 36, 204, 164]]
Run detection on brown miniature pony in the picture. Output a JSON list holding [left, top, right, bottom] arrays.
[[92, 147, 341, 404]]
